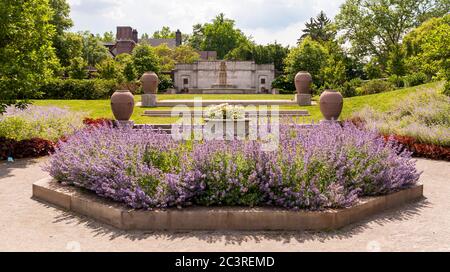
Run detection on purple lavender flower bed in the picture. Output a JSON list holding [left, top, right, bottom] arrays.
[[46, 122, 420, 210]]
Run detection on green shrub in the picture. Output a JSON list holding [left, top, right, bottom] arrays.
[[158, 74, 174, 92], [403, 72, 428, 87], [39, 79, 117, 99], [0, 106, 85, 141], [388, 75, 405, 88], [338, 78, 362, 97], [444, 81, 450, 96], [359, 79, 394, 95], [271, 75, 295, 94]]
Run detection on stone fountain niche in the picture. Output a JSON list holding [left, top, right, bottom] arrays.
[[173, 61, 275, 94], [211, 61, 237, 89]]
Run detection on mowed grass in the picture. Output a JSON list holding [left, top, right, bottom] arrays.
[[33, 81, 444, 124]]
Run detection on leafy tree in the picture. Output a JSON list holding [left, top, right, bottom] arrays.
[[132, 44, 161, 77], [387, 44, 406, 77], [322, 56, 347, 89], [343, 55, 366, 80], [57, 32, 83, 68], [0, 0, 59, 112], [403, 14, 450, 79], [152, 26, 176, 39], [264, 42, 290, 72], [189, 13, 250, 59], [284, 37, 329, 87], [79, 31, 111, 67], [188, 24, 204, 50], [225, 42, 289, 72], [151, 26, 189, 44], [154, 44, 176, 72], [116, 54, 137, 82], [98, 31, 115, 43], [96, 58, 121, 80], [68, 57, 88, 79], [364, 57, 384, 79], [224, 41, 255, 62], [49, 0, 73, 70], [299, 11, 336, 43], [173, 45, 201, 64], [336, 0, 449, 69], [153, 44, 200, 71]]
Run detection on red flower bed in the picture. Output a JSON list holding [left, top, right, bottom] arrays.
[[1, 118, 112, 160], [0, 138, 56, 160], [384, 134, 450, 161], [83, 118, 113, 128]]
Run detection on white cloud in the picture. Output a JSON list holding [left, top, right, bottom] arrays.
[[67, 0, 346, 46]]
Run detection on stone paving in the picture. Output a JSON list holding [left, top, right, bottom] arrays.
[[0, 157, 449, 252]]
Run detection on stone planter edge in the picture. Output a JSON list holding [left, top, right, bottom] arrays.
[[32, 177, 424, 231]]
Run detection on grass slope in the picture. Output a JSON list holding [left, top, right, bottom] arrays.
[[33, 81, 444, 124]]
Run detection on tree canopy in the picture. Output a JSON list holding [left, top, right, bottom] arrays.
[[336, 0, 449, 68], [225, 42, 290, 71], [79, 31, 111, 67], [188, 13, 250, 59], [299, 11, 336, 43], [284, 37, 329, 87], [403, 14, 450, 79], [0, 0, 59, 111], [132, 44, 161, 77]]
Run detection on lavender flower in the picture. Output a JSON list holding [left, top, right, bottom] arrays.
[[46, 122, 421, 210]]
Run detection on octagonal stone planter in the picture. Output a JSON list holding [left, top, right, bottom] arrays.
[[32, 178, 423, 231]]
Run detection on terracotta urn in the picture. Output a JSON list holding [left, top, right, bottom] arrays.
[[141, 72, 159, 94], [111, 90, 135, 121], [319, 89, 343, 121], [295, 71, 312, 94]]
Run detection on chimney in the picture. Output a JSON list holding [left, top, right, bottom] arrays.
[[132, 29, 138, 43], [175, 29, 182, 46], [117, 26, 133, 41]]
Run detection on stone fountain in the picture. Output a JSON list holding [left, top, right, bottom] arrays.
[[210, 61, 237, 89]]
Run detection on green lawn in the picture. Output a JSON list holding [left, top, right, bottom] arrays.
[[33, 81, 444, 124]]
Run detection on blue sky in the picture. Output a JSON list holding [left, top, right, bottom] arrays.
[[68, 0, 346, 46]]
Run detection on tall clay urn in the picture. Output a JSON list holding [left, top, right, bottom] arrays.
[[319, 89, 343, 121], [111, 90, 135, 121], [141, 72, 159, 94], [295, 71, 312, 94]]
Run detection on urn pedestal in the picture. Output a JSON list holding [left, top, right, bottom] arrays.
[[204, 119, 250, 140], [111, 90, 134, 123], [295, 94, 312, 106], [295, 71, 312, 106], [141, 94, 157, 107], [319, 89, 343, 121]]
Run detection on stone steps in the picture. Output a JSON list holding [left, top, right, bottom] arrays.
[[142, 109, 310, 118], [137, 99, 307, 107]]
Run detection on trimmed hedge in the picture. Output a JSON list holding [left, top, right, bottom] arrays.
[[39, 79, 118, 100]]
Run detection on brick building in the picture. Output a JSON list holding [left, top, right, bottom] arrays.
[[105, 26, 216, 60]]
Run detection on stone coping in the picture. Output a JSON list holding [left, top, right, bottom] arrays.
[[32, 177, 423, 231]]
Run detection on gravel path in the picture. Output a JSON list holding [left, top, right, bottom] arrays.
[[0, 157, 449, 252]]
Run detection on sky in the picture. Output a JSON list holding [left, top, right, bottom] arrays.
[[68, 0, 346, 47]]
